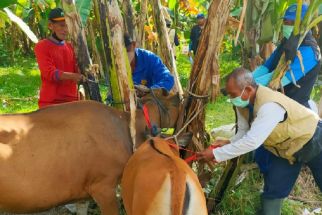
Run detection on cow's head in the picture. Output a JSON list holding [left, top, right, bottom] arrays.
[[139, 88, 181, 129]]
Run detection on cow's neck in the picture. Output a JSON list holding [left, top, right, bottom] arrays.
[[134, 110, 157, 147], [124, 109, 163, 152]]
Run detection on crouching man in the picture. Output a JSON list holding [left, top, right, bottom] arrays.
[[197, 68, 322, 215]]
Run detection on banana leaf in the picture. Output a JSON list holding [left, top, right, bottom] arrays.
[[0, 10, 9, 28], [230, 7, 242, 17], [168, 0, 177, 11], [3, 7, 38, 43], [76, 0, 92, 26], [0, 0, 17, 9]]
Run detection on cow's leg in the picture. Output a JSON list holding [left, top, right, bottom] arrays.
[[89, 183, 118, 215]]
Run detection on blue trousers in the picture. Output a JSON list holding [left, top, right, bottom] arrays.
[[258, 150, 322, 199]]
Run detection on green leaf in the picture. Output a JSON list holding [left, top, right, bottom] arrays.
[[168, 0, 177, 11], [0, 0, 17, 9], [76, 0, 92, 26], [230, 7, 242, 17], [0, 10, 10, 28]]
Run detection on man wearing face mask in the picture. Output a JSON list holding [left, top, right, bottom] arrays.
[[253, 4, 321, 108], [251, 3, 321, 186], [124, 34, 175, 96], [35, 8, 84, 108], [197, 68, 322, 215]]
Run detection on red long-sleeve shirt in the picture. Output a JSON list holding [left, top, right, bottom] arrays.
[[35, 39, 79, 108]]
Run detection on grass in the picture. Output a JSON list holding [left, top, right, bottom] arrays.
[[1, 53, 321, 214], [0, 57, 39, 113]]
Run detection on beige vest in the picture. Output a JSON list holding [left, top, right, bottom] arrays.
[[240, 86, 319, 163]]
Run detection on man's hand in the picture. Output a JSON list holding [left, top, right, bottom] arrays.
[[135, 85, 150, 97], [60, 72, 85, 83], [284, 34, 300, 62], [196, 148, 215, 162], [73, 73, 85, 82], [213, 139, 230, 147], [196, 140, 228, 162]]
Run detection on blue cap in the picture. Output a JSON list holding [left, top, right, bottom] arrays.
[[197, 13, 205, 19], [283, 4, 308, 21]]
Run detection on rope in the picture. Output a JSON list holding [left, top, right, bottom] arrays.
[[165, 103, 207, 146], [167, 141, 220, 163], [187, 90, 210, 99]]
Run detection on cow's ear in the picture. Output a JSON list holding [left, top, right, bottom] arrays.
[[177, 132, 192, 147]]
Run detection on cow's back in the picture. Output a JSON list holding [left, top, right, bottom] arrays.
[[0, 101, 132, 213], [121, 137, 207, 215]]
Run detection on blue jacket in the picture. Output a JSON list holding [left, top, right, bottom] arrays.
[[132, 48, 174, 92], [264, 45, 319, 83]]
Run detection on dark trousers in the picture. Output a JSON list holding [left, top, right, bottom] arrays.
[[262, 151, 322, 199], [257, 121, 322, 199]]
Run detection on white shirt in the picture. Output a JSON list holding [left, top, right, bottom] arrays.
[[213, 102, 286, 162]]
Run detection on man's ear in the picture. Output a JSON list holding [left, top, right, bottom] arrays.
[[243, 86, 252, 98], [48, 22, 53, 31]]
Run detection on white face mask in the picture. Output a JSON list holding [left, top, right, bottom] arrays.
[[127, 51, 135, 63]]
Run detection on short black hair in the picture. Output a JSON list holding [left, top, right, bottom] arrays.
[[124, 34, 134, 48]]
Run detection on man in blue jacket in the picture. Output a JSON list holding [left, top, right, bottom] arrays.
[[251, 4, 321, 214], [124, 34, 174, 96], [253, 4, 320, 107]]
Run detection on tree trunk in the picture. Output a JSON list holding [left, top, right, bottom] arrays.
[[150, 0, 183, 95], [62, 0, 102, 102], [106, 0, 137, 148], [87, 20, 104, 79], [180, 0, 231, 134], [136, 0, 148, 48], [207, 156, 245, 212], [174, 0, 232, 211], [106, 0, 135, 112], [121, 0, 136, 39], [93, 0, 114, 104]]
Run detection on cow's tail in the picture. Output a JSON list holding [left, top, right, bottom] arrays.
[[170, 162, 188, 215]]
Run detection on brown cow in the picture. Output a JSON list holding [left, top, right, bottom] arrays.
[[121, 137, 208, 215], [0, 91, 180, 215]]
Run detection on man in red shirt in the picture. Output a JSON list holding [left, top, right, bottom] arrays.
[[35, 8, 84, 108]]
